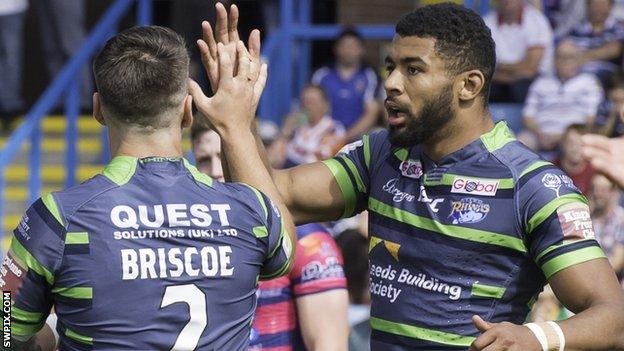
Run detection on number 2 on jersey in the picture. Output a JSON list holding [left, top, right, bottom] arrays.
[[161, 284, 207, 350]]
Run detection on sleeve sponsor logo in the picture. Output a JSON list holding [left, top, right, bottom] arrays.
[[15, 215, 30, 241], [449, 198, 491, 224], [0, 254, 27, 295], [399, 160, 423, 179], [557, 202, 595, 240], [451, 176, 499, 196]]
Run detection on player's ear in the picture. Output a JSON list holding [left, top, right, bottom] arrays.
[[182, 95, 193, 129], [458, 70, 485, 102], [93, 92, 106, 126]]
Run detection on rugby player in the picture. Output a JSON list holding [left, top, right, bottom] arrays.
[[191, 3, 624, 351], [1, 25, 295, 350], [191, 117, 349, 351]]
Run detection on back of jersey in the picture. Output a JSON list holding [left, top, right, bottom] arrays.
[[2, 157, 292, 350]]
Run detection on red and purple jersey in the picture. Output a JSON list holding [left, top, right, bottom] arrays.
[[249, 223, 347, 351]]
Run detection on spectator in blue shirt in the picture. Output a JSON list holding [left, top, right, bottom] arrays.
[[312, 28, 380, 143]]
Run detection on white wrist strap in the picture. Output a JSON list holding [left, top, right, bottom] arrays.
[[546, 321, 565, 351], [525, 322, 549, 351]]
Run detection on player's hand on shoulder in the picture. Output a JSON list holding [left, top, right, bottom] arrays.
[[468, 315, 542, 351]]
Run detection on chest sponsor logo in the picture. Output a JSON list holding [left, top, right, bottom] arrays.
[[449, 198, 490, 224], [383, 178, 416, 202], [399, 159, 423, 179], [451, 176, 499, 196], [557, 202, 595, 240]]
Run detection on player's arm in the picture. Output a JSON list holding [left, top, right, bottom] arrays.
[[296, 290, 349, 351], [10, 323, 56, 351]]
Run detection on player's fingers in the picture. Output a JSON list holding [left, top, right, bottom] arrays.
[[228, 4, 240, 42], [215, 2, 229, 44], [248, 29, 261, 59], [253, 62, 268, 105], [473, 315, 494, 333], [236, 41, 251, 81], [201, 21, 218, 59], [581, 134, 612, 154], [217, 43, 234, 89], [468, 330, 498, 351], [188, 78, 210, 110]]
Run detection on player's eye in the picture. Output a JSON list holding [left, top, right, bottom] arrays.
[[385, 64, 395, 73], [407, 66, 421, 75]]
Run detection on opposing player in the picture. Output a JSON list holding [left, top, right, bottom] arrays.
[[2, 25, 294, 350], [190, 118, 349, 351], [191, 3, 624, 351]]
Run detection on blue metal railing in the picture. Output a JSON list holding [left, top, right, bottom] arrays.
[[0, 0, 151, 236], [259, 0, 492, 125]]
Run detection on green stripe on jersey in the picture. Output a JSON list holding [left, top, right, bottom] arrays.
[[423, 174, 515, 189], [65, 328, 93, 345], [102, 156, 138, 186], [370, 317, 476, 347], [480, 122, 516, 153], [183, 159, 213, 187], [253, 226, 268, 238], [526, 193, 587, 233], [52, 286, 92, 299], [245, 184, 268, 220], [12, 320, 45, 337], [541, 246, 605, 279], [363, 134, 371, 170], [12, 306, 44, 323], [519, 160, 552, 178], [534, 238, 597, 263], [65, 232, 89, 245], [9, 239, 54, 285], [368, 197, 527, 253], [41, 193, 63, 226], [471, 283, 506, 299], [322, 159, 357, 218], [338, 155, 366, 193], [394, 148, 409, 161]]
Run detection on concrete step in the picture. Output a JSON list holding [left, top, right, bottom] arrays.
[[0, 138, 103, 154], [4, 186, 58, 202]]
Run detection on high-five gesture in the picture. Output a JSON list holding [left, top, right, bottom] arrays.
[[197, 3, 262, 101]]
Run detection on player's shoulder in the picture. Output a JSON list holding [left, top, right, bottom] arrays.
[[46, 174, 118, 226]]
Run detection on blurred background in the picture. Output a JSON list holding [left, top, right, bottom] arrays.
[[3, 0, 624, 348]]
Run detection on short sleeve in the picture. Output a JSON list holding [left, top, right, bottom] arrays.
[[289, 225, 346, 297], [241, 184, 294, 280], [1, 194, 65, 338], [321, 131, 383, 218], [518, 164, 605, 280], [525, 9, 553, 48]]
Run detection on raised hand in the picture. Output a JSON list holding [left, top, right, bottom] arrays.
[[468, 315, 541, 351], [189, 40, 267, 136], [582, 134, 624, 190], [197, 2, 262, 102]]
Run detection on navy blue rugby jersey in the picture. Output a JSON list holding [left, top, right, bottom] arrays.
[[1, 156, 293, 350], [322, 122, 605, 350]]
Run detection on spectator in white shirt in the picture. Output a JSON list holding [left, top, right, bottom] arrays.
[[484, 0, 554, 102], [520, 39, 604, 151], [275, 85, 346, 168]]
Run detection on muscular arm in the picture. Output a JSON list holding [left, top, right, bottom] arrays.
[[296, 290, 349, 351], [549, 258, 624, 350]]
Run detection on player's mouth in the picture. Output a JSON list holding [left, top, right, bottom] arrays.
[[385, 101, 409, 127]]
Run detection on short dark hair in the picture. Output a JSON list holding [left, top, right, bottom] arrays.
[[396, 3, 496, 102], [191, 113, 213, 142], [94, 26, 189, 129], [335, 27, 364, 46]]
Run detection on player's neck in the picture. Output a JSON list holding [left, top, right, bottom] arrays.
[[109, 127, 184, 159], [423, 112, 495, 163]]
